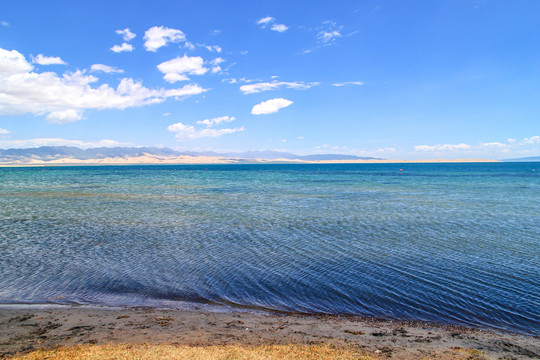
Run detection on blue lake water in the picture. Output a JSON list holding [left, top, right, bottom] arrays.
[[0, 163, 538, 335]]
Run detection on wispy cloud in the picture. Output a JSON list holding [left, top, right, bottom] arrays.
[[0, 128, 11, 135], [90, 64, 124, 73], [415, 143, 472, 152], [110, 43, 134, 53], [144, 26, 186, 52], [317, 21, 343, 46], [196, 116, 235, 127], [0, 138, 130, 149], [240, 81, 319, 94], [251, 98, 293, 115], [32, 54, 67, 65], [257, 17, 275, 27], [205, 45, 222, 53], [209, 57, 225, 73], [332, 81, 363, 87], [257, 16, 288, 32], [1, 21, 8, 27]]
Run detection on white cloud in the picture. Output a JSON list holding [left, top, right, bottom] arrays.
[[257, 17, 275, 27], [157, 55, 208, 83], [1, 21, 9, 27], [90, 64, 124, 73], [0, 48, 33, 73], [257, 16, 288, 32], [163, 112, 171, 117], [332, 81, 363, 87], [110, 43, 134, 53], [415, 143, 472, 152], [32, 54, 67, 65], [167, 121, 244, 141], [0, 47, 207, 122], [271, 24, 288, 32], [318, 30, 341, 44], [162, 84, 207, 98], [0, 128, 11, 134], [116, 28, 136, 41], [415, 137, 540, 155], [205, 45, 222, 53], [481, 142, 508, 148], [209, 57, 225, 73], [0, 138, 130, 149], [144, 26, 186, 52], [240, 81, 319, 94], [523, 136, 540, 144], [297, 136, 304, 140], [46, 109, 84, 124], [184, 42, 195, 50], [317, 21, 343, 46], [251, 98, 293, 115], [196, 116, 235, 127]]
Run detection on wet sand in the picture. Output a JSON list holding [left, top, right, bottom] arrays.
[[1, 306, 538, 359]]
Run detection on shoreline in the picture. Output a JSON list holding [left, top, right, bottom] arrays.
[[1, 306, 538, 359], [0, 158, 503, 167]]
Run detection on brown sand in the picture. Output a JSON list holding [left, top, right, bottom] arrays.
[[1, 306, 538, 359]]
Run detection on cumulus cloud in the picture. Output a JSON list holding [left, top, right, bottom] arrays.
[[332, 81, 363, 87], [157, 55, 208, 83], [0, 128, 11, 134], [116, 28, 136, 41], [271, 24, 288, 32], [240, 81, 319, 94], [0, 138, 130, 149], [144, 26, 186, 52], [46, 109, 84, 124], [251, 98, 293, 115], [32, 54, 67, 65], [110, 43, 134, 53], [257, 16, 288, 32], [196, 116, 235, 127], [0, 47, 207, 123], [90, 64, 124, 73], [167, 121, 244, 141]]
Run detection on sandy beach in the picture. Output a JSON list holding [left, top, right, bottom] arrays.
[[1, 306, 538, 359]]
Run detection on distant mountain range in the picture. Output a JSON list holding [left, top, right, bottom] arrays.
[[0, 146, 380, 164], [502, 156, 540, 162]]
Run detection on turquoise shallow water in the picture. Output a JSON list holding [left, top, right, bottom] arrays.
[[0, 163, 539, 335]]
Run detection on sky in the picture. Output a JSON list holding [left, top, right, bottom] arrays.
[[0, 0, 539, 160]]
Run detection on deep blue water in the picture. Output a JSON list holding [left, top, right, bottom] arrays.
[[0, 163, 538, 335]]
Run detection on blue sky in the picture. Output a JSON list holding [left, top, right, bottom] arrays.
[[0, 0, 539, 159]]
